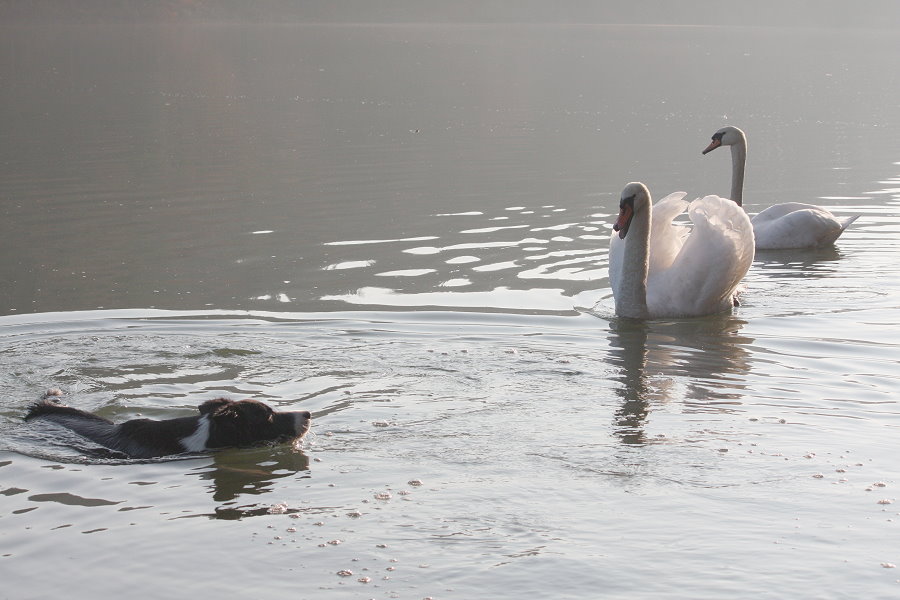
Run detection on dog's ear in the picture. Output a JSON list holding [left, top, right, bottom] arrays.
[[198, 398, 232, 415]]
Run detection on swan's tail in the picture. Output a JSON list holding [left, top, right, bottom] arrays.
[[840, 215, 860, 232]]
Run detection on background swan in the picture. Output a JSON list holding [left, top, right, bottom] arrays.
[[609, 182, 754, 319], [702, 126, 859, 249]]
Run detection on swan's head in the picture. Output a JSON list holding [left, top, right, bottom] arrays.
[[613, 182, 649, 239], [702, 125, 746, 154]]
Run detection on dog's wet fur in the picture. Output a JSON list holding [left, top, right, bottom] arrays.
[[25, 390, 311, 459]]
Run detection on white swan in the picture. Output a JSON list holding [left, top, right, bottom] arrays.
[[609, 182, 754, 319], [702, 126, 859, 249]]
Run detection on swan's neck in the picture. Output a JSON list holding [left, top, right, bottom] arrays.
[[616, 209, 651, 320], [729, 136, 746, 207]]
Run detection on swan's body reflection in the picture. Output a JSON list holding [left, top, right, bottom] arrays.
[[752, 245, 844, 278], [607, 315, 753, 445]]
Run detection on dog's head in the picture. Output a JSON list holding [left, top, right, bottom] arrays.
[[200, 398, 311, 449]]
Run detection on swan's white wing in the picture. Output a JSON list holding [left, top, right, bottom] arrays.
[[648, 191, 689, 275], [647, 195, 754, 317], [751, 202, 857, 249]]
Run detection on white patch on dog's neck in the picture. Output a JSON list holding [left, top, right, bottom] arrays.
[[179, 415, 211, 452]]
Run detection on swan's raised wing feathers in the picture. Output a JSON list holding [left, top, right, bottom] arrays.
[[648, 192, 689, 274], [647, 194, 754, 317]]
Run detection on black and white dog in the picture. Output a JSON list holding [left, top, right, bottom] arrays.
[[25, 390, 312, 459]]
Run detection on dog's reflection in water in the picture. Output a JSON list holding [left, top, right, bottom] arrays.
[[193, 444, 312, 520]]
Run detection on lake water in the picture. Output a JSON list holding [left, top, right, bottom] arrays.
[[2, 13, 900, 600]]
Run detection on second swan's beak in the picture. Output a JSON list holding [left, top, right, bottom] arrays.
[[702, 138, 721, 155]]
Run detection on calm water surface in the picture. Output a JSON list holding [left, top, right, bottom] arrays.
[[1, 18, 900, 600]]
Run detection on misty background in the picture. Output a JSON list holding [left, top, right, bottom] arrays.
[[2, 0, 899, 28]]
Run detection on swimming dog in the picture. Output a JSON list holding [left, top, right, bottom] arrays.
[[25, 390, 311, 459]]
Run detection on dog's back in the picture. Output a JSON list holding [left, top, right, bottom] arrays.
[[25, 400, 117, 439], [26, 399, 213, 458], [25, 399, 157, 457]]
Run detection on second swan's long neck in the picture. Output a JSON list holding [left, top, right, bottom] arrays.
[[617, 207, 651, 320], [730, 136, 747, 206]]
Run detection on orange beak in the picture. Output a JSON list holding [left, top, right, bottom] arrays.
[[613, 204, 634, 239], [702, 139, 722, 155]]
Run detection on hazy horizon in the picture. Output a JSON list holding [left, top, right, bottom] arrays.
[[1, 0, 899, 29]]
